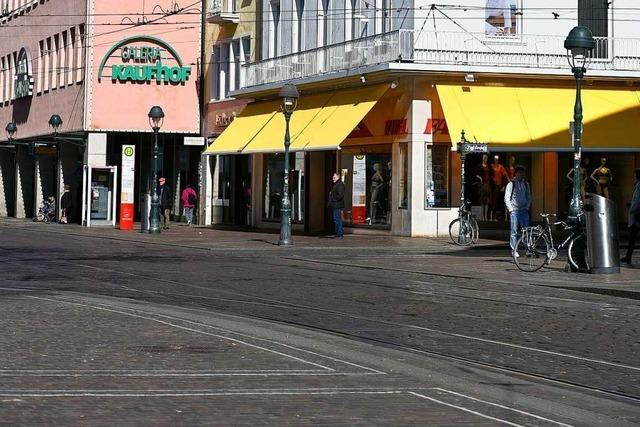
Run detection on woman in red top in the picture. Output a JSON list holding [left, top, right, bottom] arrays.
[[181, 184, 198, 225]]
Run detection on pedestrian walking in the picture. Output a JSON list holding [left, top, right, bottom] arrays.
[[181, 183, 197, 226], [621, 168, 640, 265], [60, 185, 73, 224], [328, 172, 345, 238], [158, 177, 172, 230], [504, 165, 531, 255]]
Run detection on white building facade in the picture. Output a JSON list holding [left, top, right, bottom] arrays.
[[204, 0, 640, 236]]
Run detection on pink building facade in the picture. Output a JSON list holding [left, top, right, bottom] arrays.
[[0, 0, 203, 226]]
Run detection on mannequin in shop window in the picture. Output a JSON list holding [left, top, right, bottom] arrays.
[[490, 155, 508, 221], [566, 160, 588, 200], [367, 163, 385, 224], [506, 155, 517, 181], [476, 154, 492, 221], [590, 157, 613, 199]]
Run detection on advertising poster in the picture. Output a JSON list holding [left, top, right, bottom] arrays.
[[351, 155, 367, 224], [120, 145, 135, 230]]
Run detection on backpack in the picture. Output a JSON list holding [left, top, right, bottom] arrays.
[[188, 191, 197, 205]]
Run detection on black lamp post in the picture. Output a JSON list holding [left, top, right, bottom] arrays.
[[5, 122, 17, 141], [48, 114, 63, 135], [148, 106, 165, 234], [278, 83, 299, 246], [564, 26, 595, 218]]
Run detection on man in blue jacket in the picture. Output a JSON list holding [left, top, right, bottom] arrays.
[[621, 168, 640, 265]]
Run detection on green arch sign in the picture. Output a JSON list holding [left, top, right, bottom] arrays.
[[98, 35, 192, 84]]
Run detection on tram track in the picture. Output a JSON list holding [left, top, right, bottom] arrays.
[[1, 229, 639, 406], [2, 249, 639, 404]]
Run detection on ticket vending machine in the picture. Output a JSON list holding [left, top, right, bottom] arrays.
[[82, 166, 118, 227]]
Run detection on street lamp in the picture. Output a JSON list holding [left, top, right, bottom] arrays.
[[565, 26, 595, 218], [5, 122, 17, 141], [48, 114, 63, 135], [277, 83, 299, 246], [148, 106, 165, 234]]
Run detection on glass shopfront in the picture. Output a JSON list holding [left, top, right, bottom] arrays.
[[464, 151, 532, 222], [558, 152, 639, 221], [340, 145, 392, 227], [263, 152, 305, 223]]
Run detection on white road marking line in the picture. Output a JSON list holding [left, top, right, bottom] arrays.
[[0, 389, 405, 398], [407, 391, 525, 427], [27, 295, 335, 372], [434, 388, 574, 427]]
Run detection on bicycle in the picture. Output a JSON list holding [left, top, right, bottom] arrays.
[[513, 213, 589, 272], [449, 202, 479, 246]]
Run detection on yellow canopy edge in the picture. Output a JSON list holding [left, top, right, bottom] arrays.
[[436, 85, 640, 150], [242, 92, 335, 154], [292, 84, 389, 151], [204, 101, 279, 154]]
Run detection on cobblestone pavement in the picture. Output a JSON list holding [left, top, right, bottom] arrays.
[[1, 220, 639, 426]]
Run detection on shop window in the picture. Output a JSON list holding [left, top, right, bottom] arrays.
[[464, 152, 531, 222], [263, 152, 305, 223], [558, 152, 635, 220], [425, 144, 450, 208], [485, 0, 521, 37], [398, 143, 408, 209], [341, 147, 392, 227]]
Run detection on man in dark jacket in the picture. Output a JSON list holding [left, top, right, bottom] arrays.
[[328, 172, 345, 238], [158, 177, 172, 230]]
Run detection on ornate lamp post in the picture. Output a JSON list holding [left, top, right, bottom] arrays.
[[148, 106, 165, 234], [48, 114, 63, 135], [277, 83, 299, 246], [5, 122, 17, 141], [564, 26, 595, 218]]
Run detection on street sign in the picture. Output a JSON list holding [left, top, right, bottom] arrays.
[[184, 136, 205, 146], [458, 142, 488, 154]]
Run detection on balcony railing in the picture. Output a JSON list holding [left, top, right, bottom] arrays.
[[241, 30, 640, 88], [243, 31, 404, 88], [207, 0, 239, 23], [409, 31, 640, 72]]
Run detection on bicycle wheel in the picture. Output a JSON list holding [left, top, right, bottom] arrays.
[[513, 229, 549, 272], [449, 218, 473, 246], [568, 233, 590, 272]]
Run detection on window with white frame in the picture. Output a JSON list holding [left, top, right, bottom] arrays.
[[211, 36, 251, 101], [293, 0, 305, 52], [268, 1, 281, 57]]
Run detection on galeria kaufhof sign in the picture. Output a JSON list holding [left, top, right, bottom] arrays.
[[98, 35, 192, 84]]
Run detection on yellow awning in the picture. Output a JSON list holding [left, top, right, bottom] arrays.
[[207, 84, 388, 155], [291, 85, 389, 151], [204, 101, 279, 154], [437, 84, 640, 150], [241, 92, 335, 154]]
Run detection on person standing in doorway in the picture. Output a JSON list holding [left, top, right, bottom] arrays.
[[181, 183, 197, 226], [60, 185, 73, 224], [158, 177, 172, 230], [504, 165, 531, 255], [621, 168, 640, 265], [328, 172, 345, 238]]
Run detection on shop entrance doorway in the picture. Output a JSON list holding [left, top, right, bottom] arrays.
[[211, 155, 252, 226]]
